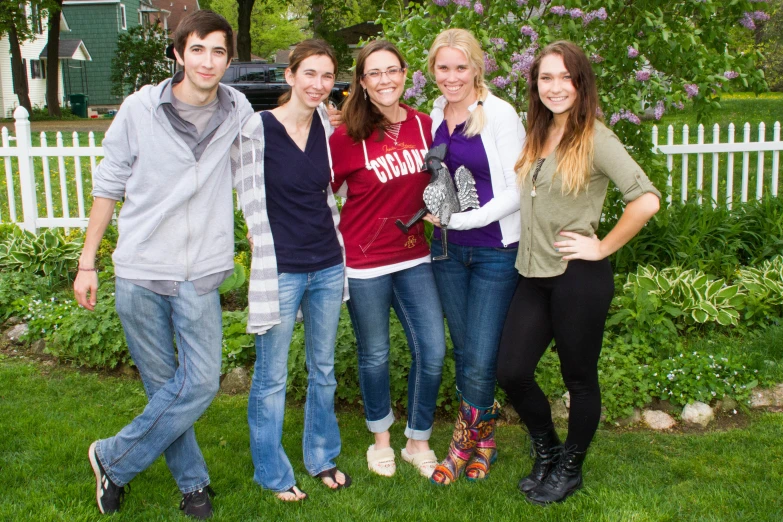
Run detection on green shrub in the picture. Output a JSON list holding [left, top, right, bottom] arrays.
[[650, 351, 759, 407], [221, 310, 255, 373], [738, 256, 783, 328], [0, 227, 82, 284], [0, 271, 54, 320], [22, 280, 130, 369], [610, 198, 783, 278]]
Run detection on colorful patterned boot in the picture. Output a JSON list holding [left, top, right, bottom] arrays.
[[430, 399, 483, 485], [465, 400, 500, 481]]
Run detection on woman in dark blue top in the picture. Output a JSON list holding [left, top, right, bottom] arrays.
[[242, 39, 350, 503]]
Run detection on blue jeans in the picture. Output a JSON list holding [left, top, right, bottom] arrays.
[[430, 241, 518, 409], [248, 263, 344, 492], [346, 263, 446, 440], [96, 278, 222, 493]]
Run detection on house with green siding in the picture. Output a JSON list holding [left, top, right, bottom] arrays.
[[62, 0, 169, 107]]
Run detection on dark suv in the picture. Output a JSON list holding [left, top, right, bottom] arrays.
[[221, 62, 350, 111]]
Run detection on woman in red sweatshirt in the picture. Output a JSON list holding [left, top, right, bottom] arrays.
[[330, 40, 446, 479]]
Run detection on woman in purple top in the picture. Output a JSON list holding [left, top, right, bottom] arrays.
[[424, 28, 526, 485]]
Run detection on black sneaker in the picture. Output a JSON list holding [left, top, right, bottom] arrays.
[[88, 441, 127, 514], [180, 486, 214, 519]]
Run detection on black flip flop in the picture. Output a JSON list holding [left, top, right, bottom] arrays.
[[317, 467, 352, 490]]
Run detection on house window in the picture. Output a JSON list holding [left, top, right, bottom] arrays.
[[30, 4, 44, 34], [120, 4, 127, 30], [30, 60, 46, 80]]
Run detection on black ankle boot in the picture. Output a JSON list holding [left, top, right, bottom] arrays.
[[525, 445, 586, 505], [518, 427, 562, 493]]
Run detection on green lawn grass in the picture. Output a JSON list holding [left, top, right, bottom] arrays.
[[1, 356, 781, 522]]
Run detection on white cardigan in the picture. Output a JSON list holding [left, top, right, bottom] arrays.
[[430, 92, 525, 247]]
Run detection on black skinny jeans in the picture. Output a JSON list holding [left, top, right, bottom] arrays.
[[496, 259, 614, 453]]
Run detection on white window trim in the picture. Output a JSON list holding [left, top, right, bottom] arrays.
[[120, 4, 127, 30]]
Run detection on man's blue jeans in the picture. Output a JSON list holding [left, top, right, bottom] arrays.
[[430, 241, 518, 409], [346, 263, 446, 440], [95, 278, 222, 494], [248, 263, 344, 492]]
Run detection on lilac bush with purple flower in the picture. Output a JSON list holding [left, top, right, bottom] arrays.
[[384, 0, 769, 182]]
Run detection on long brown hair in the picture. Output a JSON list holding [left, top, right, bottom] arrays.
[[515, 41, 600, 195], [427, 29, 487, 138], [278, 39, 338, 106], [341, 40, 408, 142]]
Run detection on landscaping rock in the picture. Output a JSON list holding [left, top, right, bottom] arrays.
[[682, 401, 714, 427], [643, 410, 676, 430], [771, 384, 783, 407], [717, 396, 738, 412], [615, 408, 642, 427], [220, 367, 251, 395], [29, 339, 46, 354], [3, 323, 29, 344], [551, 399, 569, 420], [502, 404, 520, 424], [3, 316, 22, 327], [751, 389, 773, 408], [563, 391, 570, 409]]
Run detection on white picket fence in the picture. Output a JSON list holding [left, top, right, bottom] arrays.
[[1, 107, 782, 233], [652, 121, 781, 208]]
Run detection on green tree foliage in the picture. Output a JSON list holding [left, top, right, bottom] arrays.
[[110, 23, 171, 97], [209, 0, 307, 61], [381, 0, 770, 199]]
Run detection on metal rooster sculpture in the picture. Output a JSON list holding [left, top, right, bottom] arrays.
[[395, 143, 480, 260]]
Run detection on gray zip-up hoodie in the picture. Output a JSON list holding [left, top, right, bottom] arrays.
[[92, 79, 253, 281]]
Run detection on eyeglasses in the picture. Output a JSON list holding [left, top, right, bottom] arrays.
[[363, 67, 406, 80]]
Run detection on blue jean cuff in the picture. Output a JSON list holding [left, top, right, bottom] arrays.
[[95, 439, 127, 488], [404, 423, 433, 441], [365, 409, 395, 433], [268, 480, 297, 494], [181, 478, 211, 495], [460, 393, 496, 411]]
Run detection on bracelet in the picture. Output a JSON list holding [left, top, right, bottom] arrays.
[[77, 266, 98, 272]]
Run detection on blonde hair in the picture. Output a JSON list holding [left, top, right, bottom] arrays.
[[515, 41, 599, 195], [427, 28, 487, 138]]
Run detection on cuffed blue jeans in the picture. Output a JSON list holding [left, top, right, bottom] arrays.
[[346, 263, 446, 440], [430, 241, 518, 409], [248, 263, 344, 493], [95, 278, 222, 494]]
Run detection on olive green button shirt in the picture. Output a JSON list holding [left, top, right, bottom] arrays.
[[516, 121, 661, 278]]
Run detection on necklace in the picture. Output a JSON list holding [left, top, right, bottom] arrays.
[[530, 158, 545, 197]]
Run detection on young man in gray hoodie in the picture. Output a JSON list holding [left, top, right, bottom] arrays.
[[73, 11, 253, 519]]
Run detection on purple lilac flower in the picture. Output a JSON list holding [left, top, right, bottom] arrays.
[[637, 31, 645, 37], [569, 8, 584, 19], [510, 48, 536, 83], [684, 83, 699, 98], [654, 100, 665, 120], [490, 38, 507, 50], [724, 70, 739, 80], [484, 53, 498, 74], [491, 76, 511, 89], [627, 46, 639, 58], [636, 70, 651, 82], [404, 71, 427, 100], [516, 0, 528, 5], [590, 53, 604, 63], [752, 11, 771, 21], [550, 6, 567, 16], [473, 1, 484, 15], [594, 7, 608, 20], [432, 0, 450, 5], [674, 101, 685, 110], [739, 13, 755, 29], [609, 109, 641, 126], [453, 0, 470, 7], [521, 25, 537, 39], [582, 8, 607, 25]]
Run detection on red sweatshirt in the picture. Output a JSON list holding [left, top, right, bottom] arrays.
[[330, 105, 433, 271]]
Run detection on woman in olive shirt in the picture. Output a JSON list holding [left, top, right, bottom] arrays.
[[496, 41, 660, 505]]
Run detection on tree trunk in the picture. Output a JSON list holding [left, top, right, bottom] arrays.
[[46, 1, 63, 117], [9, 22, 32, 115], [311, 0, 324, 38], [237, 0, 255, 62]]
